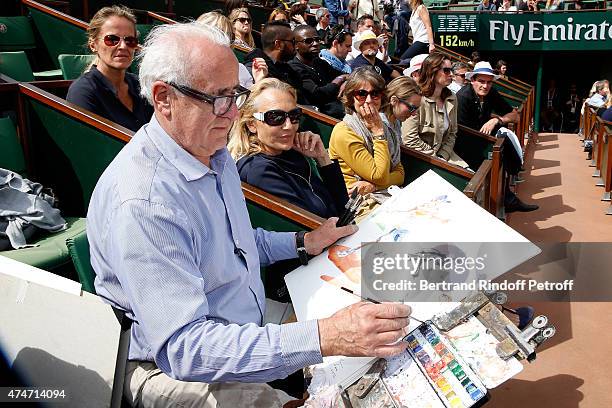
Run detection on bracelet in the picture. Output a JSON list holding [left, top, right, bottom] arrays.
[[295, 231, 309, 266]]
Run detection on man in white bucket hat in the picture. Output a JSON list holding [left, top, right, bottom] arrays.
[[402, 53, 428, 81], [349, 29, 399, 82], [456, 61, 538, 213]]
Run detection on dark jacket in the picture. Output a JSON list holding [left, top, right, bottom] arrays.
[[66, 66, 153, 132], [456, 83, 513, 134], [236, 149, 349, 218], [243, 49, 309, 105], [288, 56, 344, 118]]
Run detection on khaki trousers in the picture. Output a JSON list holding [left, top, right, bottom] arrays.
[[124, 361, 294, 408]]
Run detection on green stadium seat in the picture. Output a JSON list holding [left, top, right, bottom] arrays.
[[0, 16, 36, 51], [58, 54, 95, 80], [0, 116, 27, 176], [66, 228, 96, 294], [0, 51, 61, 81]]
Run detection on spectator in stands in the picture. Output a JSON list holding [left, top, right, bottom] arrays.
[[498, 0, 518, 11], [268, 7, 290, 23], [329, 67, 405, 196], [346, 14, 390, 62], [495, 59, 508, 79], [300, 0, 313, 12], [315, 7, 332, 42], [402, 54, 469, 168], [477, 0, 497, 11], [382, 75, 422, 149], [197, 12, 268, 90], [448, 61, 470, 94], [320, 25, 353, 75], [229, 8, 255, 50], [469, 50, 481, 67], [398, 0, 435, 65], [586, 80, 609, 109], [229, 78, 348, 218], [66, 6, 152, 132], [244, 21, 309, 103], [545, 0, 563, 10], [563, 83, 580, 133], [289, 25, 347, 118], [601, 101, 612, 122], [324, 0, 351, 26], [402, 53, 428, 81], [518, 0, 540, 11], [349, 30, 400, 83], [541, 79, 562, 132], [289, 3, 308, 29], [457, 61, 538, 212], [348, 0, 383, 22], [88, 22, 412, 406]]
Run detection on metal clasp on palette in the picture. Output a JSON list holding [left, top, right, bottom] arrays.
[[342, 359, 399, 408], [431, 291, 556, 362]]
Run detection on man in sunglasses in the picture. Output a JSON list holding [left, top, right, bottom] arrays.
[[288, 25, 347, 118], [88, 22, 412, 407], [447, 61, 470, 94], [244, 21, 310, 104], [456, 61, 538, 213]]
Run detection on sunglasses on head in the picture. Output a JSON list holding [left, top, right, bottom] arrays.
[[103, 34, 138, 48], [354, 89, 383, 101], [441, 67, 452, 74], [234, 17, 251, 24], [297, 37, 321, 45], [399, 99, 419, 113], [253, 108, 302, 126]]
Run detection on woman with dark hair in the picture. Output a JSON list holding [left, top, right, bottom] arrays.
[[496, 59, 508, 79], [228, 78, 348, 218], [66, 6, 152, 131], [329, 67, 405, 196], [289, 3, 308, 28], [402, 53, 469, 168]]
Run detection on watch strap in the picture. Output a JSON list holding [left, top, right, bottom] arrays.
[[296, 230, 309, 266]]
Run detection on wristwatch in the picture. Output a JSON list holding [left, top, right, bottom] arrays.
[[295, 231, 309, 265], [372, 134, 386, 141]]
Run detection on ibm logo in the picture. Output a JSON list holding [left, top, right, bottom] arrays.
[[437, 15, 478, 33]]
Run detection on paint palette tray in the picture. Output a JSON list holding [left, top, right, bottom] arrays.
[[402, 323, 487, 408]]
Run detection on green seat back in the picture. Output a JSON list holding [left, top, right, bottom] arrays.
[[27, 7, 88, 69], [0, 117, 26, 175], [66, 228, 96, 294], [400, 151, 469, 190], [300, 115, 335, 148], [233, 47, 247, 63], [58, 54, 95, 79], [0, 16, 36, 51], [0, 51, 35, 81]]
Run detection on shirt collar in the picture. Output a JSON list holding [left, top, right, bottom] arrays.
[[145, 115, 228, 182], [91, 65, 139, 98]]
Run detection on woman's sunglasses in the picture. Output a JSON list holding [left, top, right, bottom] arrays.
[[399, 99, 419, 113], [253, 108, 302, 126], [354, 89, 383, 102], [103, 34, 138, 48], [234, 17, 251, 24]]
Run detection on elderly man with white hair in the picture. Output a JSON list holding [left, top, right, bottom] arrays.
[[87, 22, 411, 407]]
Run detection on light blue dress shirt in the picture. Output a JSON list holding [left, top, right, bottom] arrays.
[[87, 115, 323, 382]]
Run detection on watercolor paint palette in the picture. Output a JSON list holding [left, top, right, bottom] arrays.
[[399, 323, 487, 408]]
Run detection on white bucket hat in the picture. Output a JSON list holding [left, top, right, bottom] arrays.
[[353, 30, 384, 51], [402, 54, 428, 77], [465, 61, 500, 80]]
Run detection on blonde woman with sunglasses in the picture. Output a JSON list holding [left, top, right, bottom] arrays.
[[228, 78, 348, 218], [66, 6, 152, 131], [329, 67, 405, 197], [229, 8, 255, 50], [402, 53, 469, 168]]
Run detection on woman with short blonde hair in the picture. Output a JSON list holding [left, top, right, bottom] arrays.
[[229, 78, 348, 218]]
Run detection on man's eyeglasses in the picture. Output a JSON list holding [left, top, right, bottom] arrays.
[[441, 67, 452, 74], [399, 99, 419, 113], [455, 73, 466, 78], [253, 108, 302, 126], [297, 37, 321, 45], [234, 17, 251, 24], [354, 89, 383, 101], [103, 34, 138, 48], [168, 83, 250, 116]]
